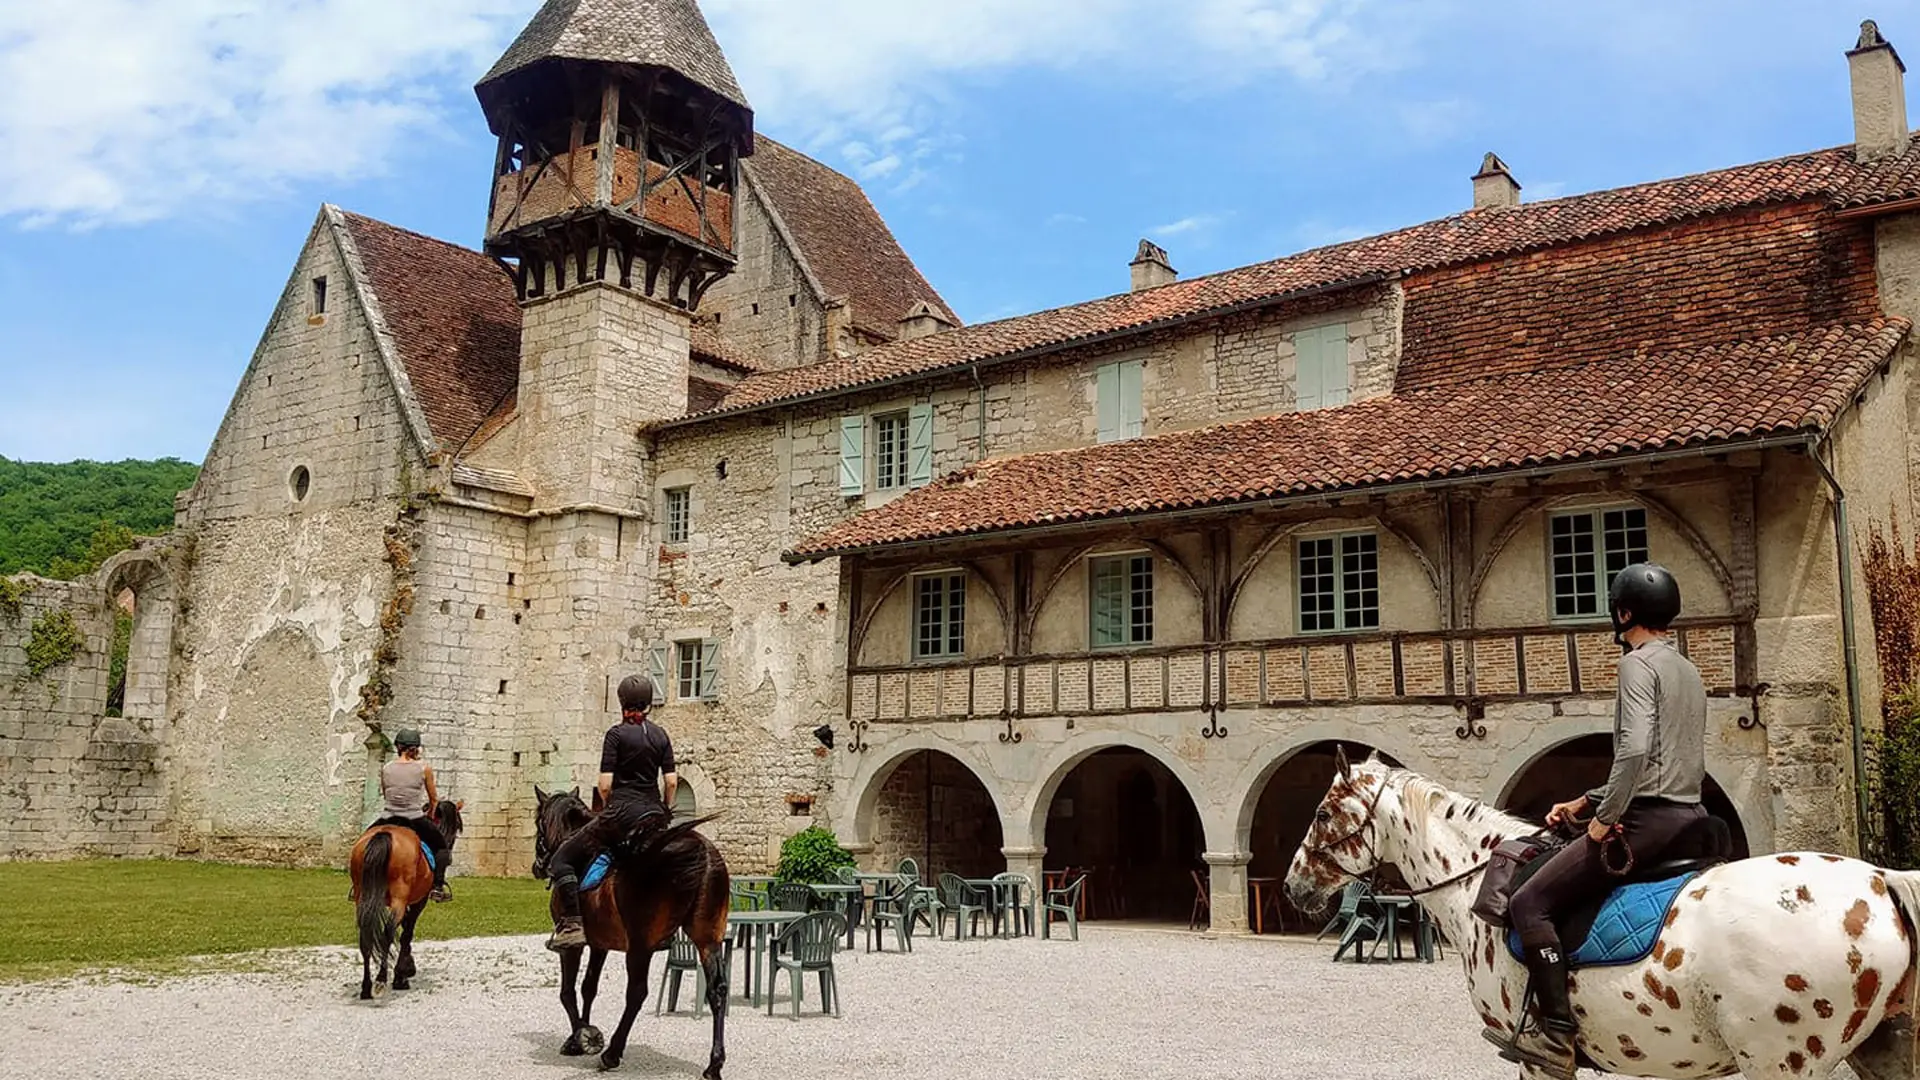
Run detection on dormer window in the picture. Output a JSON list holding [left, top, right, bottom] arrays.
[[1293, 323, 1349, 411]]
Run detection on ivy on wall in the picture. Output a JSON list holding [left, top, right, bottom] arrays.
[[1862, 515, 1920, 868], [0, 577, 24, 626], [20, 609, 84, 702]]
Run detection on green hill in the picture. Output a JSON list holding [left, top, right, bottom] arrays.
[[0, 457, 200, 579]]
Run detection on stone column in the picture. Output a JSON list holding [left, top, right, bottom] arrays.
[[843, 840, 876, 871], [1203, 850, 1252, 934], [1003, 844, 1047, 936]]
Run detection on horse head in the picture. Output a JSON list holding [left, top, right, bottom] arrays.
[[1284, 747, 1400, 914], [531, 785, 588, 880]]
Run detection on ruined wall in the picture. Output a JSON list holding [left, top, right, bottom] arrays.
[[703, 170, 826, 370], [0, 574, 171, 860]]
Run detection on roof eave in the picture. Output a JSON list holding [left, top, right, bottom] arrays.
[[781, 429, 1831, 565]]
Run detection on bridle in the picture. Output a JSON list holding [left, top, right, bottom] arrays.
[[1304, 769, 1493, 899]]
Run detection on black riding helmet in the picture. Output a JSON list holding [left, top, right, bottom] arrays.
[[617, 674, 654, 713], [1608, 562, 1681, 642], [393, 728, 422, 750]]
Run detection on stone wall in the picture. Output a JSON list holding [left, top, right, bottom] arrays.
[[0, 574, 170, 860], [703, 170, 826, 370], [866, 749, 1002, 880]]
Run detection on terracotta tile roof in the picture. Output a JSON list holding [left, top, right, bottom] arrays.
[[787, 321, 1908, 560], [689, 321, 758, 371], [700, 138, 1920, 422], [477, 0, 748, 113], [339, 211, 522, 453], [747, 139, 959, 340]]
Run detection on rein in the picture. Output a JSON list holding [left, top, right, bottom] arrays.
[[1313, 770, 1498, 898]]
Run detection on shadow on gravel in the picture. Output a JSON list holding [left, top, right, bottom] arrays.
[[513, 1031, 704, 1076]]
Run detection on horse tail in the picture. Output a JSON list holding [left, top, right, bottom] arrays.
[[1880, 868, 1920, 948], [357, 832, 396, 971]]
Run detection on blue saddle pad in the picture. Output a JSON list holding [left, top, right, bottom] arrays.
[[420, 845, 435, 872], [1507, 872, 1696, 968], [581, 853, 614, 892]]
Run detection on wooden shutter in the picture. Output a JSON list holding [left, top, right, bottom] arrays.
[[1118, 359, 1144, 438], [908, 403, 934, 487], [699, 641, 721, 699], [1296, 324, 1349, 411], [1095, 362, 1121, 442], [1295, 328, 1325, 411], [838, 415, 865, 495], [648, 644, 670, 701]]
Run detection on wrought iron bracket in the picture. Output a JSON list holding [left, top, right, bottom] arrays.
[[1200, 703, 1228, 740], [1454, 699, 1487, 740], [998, 713, 1022, 744], [846, 719, 871, 754]]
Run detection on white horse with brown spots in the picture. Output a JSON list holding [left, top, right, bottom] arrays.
[[1285, 751, 1920, 1079]]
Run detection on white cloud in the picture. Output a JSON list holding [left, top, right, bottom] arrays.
[[1149, 214, 1224, 238], [0, 0, 525, 227]]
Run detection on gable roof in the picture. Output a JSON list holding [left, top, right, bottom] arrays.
[[786, 320, 1908, 560], [688, 137, 1920, 425], [477, 0, 748, 111], [337, 211, 523, 453], [747, 138, 959, 340]]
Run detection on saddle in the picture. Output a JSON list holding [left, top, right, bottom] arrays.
[[1486, 815, 1734, 968]]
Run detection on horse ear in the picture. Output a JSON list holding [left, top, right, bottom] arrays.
[[1335, 745, 1353, 782], [534, 784, 548, 805], [455, 800, 465, 811], [570, 786, 581, 803]]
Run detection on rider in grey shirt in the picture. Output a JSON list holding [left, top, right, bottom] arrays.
[[1584, 634, 1706, 826]]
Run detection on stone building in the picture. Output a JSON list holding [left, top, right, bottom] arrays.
[[8, 6, 1920, 932]]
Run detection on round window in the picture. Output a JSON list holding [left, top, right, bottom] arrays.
[[290, 465, 312, 502]]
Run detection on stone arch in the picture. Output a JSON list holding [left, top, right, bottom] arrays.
[[1023, 537, 1205, 647], [1228, 720, 1441, 849], [99, 548, 175, 733], [1466, 492, 1734, 619], [1223, 516, 1442, 635], [1021, 728, 1226, 852], [851, 560, 1011, 666], [1485, 721, 1758, 858], [843, 731, 1009, 849], [672, 759, 717, 817]]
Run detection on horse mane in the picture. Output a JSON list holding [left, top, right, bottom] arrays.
[[1386, 766, 1532, 838], [436, 799, 464, 836]]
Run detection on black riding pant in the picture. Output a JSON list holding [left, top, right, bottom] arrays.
[[1509, 799, 1705, 951], [550, 798, 666, 917], [376, 815, 451, 885]]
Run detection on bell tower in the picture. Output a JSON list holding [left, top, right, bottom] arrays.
[[477, 0, 754, 308]]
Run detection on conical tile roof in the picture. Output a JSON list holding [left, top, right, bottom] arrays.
[[478, 0, 748, 110]]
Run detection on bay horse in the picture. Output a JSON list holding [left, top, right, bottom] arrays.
[[1286, 750, 1920, 1079], [349, 799, 464, 1001], [531, 785, 732, 1077]]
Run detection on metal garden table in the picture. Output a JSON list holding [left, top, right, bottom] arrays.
[[963, 877, 1024, 938], [809, 883, 864, 948], [728, 909, 806, 1005]]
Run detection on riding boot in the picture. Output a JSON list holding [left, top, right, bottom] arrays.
[[1486, 944, 1578, 1079], [431, 850, 453, 902], [546, 874, 588, 952]]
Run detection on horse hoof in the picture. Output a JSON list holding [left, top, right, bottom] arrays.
[[702, 1068, 723, 1080], [359, 988, 372, 1001], [597, 1050, 621, 1072], [579, 1026, 604, 1054], [560, 1036, 584, 1057], [392, 978, 410, 991], [372, 981, 388, 1002]]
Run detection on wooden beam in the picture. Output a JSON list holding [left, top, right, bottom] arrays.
[[595, 78, 620, 206], [1728, 471, 1760, 689]]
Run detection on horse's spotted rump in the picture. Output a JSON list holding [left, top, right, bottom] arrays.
[[1786, 974, 1809, 992], [1797, 885, 1814, 903], [1845, 899, 1873, 938], [1779, 854, 1802, 866], [1787, 1050, 1807, 1073], [1655, 1025, 1671, 1035], [1644, 971, 1682, 1010], [1663, 946, 1686, 970], [1689, 886, 1710, 901], [1844, 1009, 1871, 1042], [1652, 940, 1666, 962], [1858, 968, 1882, 1007], [1776, 1004, 1801, 1023], [1672, 1061, 1694, 1070], [1664, 906, 1680, 927], [1872, 873, 1889, 896], [1821, 854, 1844, 863], [1806, 1035, 1825, 1059], [1500, 983, 1511, 1011], [1618, 1034, 1645, 1060], [1814, 998, 1835, 1019], [1849, 946, 1866, 974], [1637, 1002, 1654, 1017], [1625, 990, 1637, 1000]]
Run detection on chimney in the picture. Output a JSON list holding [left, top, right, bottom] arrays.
[[1472, 152, 1521, 209], [897, 300, 955, 341], [824, 295, 855, 357], [1130, 239, 1177, 292], [1850, 19, 1910, 162]]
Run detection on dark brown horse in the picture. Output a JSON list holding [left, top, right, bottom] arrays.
[[349, 799, 464, 1001], [532, 786, 732, 1076]]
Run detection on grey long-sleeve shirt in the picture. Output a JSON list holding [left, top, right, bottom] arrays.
[[1583, 636, 1707, 825]]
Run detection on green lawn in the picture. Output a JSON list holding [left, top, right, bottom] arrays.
[[0, 860, 551, 980]]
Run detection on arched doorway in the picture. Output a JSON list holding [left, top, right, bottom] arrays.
[[868, 750, 1003, 879], [1246, 740, 1402, 932], [1499, 734, 1750, 858], [1044, 747, 1204, 922]]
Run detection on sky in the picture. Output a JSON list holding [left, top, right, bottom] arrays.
[[0, 1, 1912, 463]]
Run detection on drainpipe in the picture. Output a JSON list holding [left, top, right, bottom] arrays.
[[969, 364, 986, 462], [1806, 437, 1872, 854]]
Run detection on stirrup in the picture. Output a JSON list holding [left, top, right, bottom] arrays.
[[431, 884, 453, 903]]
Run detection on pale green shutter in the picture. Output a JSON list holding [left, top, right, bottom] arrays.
[[1295, 329, 1324, 411], [908, 403, 934, 487], [1119, 359, 1144, 438], [1095, 362, 1120, 442], [1321, 325, 1350, 407], [699, 640, 721, 699], [647, 644, 670, 701], [838, 415, 865, 495]]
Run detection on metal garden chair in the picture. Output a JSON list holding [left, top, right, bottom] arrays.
[[654, 929, 706, 1016], [938, 872, 991, 940], [1042, 873, 1086, 940], [770, 881, 814, 914], [864, 873, 916, 952], [1316, 880, 1366, 941], [992, 871, 1035, 937], [767, 910, 846, 1018]]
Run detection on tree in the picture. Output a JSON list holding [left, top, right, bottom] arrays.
[[0, 457, 197, 578]]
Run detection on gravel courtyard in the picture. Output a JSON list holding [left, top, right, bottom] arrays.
[[0, 925, 1858, 1080]]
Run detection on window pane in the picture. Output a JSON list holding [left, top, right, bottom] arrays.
[[947, 575, 966, 655], [1091, 558, 1127, 646], [916, 576, 944, 657], [664, 487, 690, 543], [1128, 555, 1154, 643], [875, 413, 909, 490], [676, 641, 702, 700], [1602, 507, 1649, 582], [1298, 537, 1336, 632], [1551, 514, 1599, 618], [1341, 533, 1379, 630]]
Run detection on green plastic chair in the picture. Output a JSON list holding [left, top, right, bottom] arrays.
[[771, 882, 814, 914], [730, 881, 767, 912], [654, 930, 705, 1016], [992, 871, 1035, 937], [767, 910, 846, 1018], [896, 857, 920, 881], [865, 874, 916, 953], [938, 873, 991, 940], [1042, 874, 1086, 940], [833, 864, 859, 885], [1315, 881, 1366, 941]]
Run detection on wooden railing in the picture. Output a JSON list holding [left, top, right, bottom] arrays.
[[845, 620, 1741, 723]]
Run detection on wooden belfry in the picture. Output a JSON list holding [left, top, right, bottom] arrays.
[[476, 0, 755, 308]]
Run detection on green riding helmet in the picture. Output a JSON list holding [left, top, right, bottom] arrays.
[[393, 728, 423, 751]]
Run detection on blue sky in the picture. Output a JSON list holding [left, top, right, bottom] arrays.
[[0, 1, 1910, 463]]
